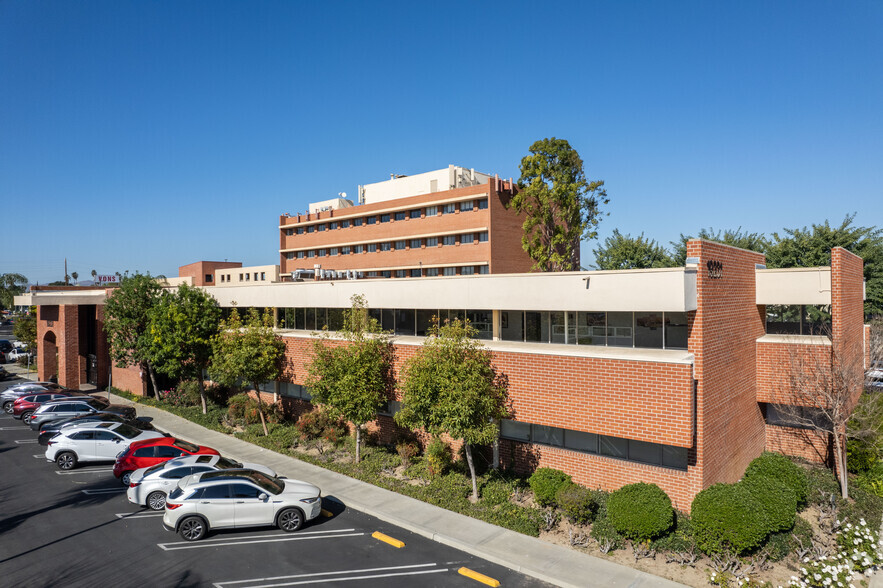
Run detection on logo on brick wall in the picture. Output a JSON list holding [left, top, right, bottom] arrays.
[[706, 260, 723, 279]]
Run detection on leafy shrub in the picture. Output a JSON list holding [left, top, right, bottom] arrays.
[[743, 452, 809, 508], [590, 514, 623, 552], [556, 483, 599, 525], [651, 512, 696, 554], [480, 476, 515, 506], [847, 438, 878, 474], [839, 483, 883, 526], [227, 393, 282, 425], [425, 438, 453, 477], [160, 387, 199, 407], [606, 482, 674, 541], [691, 482, 768, 555], [740, 475, 797, 534], [294, 407, 346, 442], [762, 516, 812, 562], [528, 468, 572, 507], [396, 442, 419, 468]]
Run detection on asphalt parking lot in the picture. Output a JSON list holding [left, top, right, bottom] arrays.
[[0, 377, 547, 587]]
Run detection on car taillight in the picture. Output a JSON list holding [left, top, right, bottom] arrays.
[[47, 441, 55, 446], [165, 503, 182, 510], [129, 482, 140, 488]]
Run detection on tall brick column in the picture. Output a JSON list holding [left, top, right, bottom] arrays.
[[57, 305, 81, 389]]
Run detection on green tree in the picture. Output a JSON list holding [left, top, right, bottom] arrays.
[[306, 295, 392, 463], [210, 308, 285, 436], [670, 228, 769, 266], [396, 319, 509, 502], [103, 273, 164, 398], [12, 311, 37, 351], [593, 229, 674, 270], [509, 138, 608, 272], [146, 284, 222, 414], [766, 215, 883, 317], [0, 273, 28, 310]]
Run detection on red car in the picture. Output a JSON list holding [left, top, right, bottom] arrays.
[[12, 392, 91, 421], [113, 437, 219, 486]]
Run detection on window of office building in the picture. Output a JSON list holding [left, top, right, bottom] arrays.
[[395, 270, 406, 278], [366, 216, 376, 225], [307, 225, 315, 233], [380, 214, 390, 223], [635, 312, 664, 348], [425, 205, 438, 216], [395, 309, 415, 335], [279, 382, 312, 401], [349, 219, 358, 227], [367, 243, 377, 252], [316, 249, 325, 257], [461, 266, 475, 275], [664, 312, 688, 349], [285, 252, 295, 260], [426, 237, 438, 247], [395, 240, 406, 250], [341, 246, 351, 255], [326, 308, 344, 331], [245, 273, 250, 281], [317, 224, 325, 232], [329, 222, 338, 230], [296, 251, 304, 259], [410, 209, 421, 219], [478, 231, 488, 242], [354, 245, 364, 254], [607, 312, 634, 347], [394, 211, 406, 221], [329, 247, 338, 256], [443, 267, 456, 276], [410, 269, 421, 278], [443, 235, 456, 246], [478, 265, 489, 274], [443, 203, 456, 214], [410, 239, 421, 249], [460, 200, 473, 212], [296, 227, 305, 235], [284, 229, 293, 236], [477, 198, 488, 210], [425, 267, 439, 277], [307, 250, 315, 258], [260, 273, 266, 281], [461, 233, 473, 244], [381, 242, 391, 252], [381, 271, 391, 278]]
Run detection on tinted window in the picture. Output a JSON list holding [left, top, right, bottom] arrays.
[[162, 467, 192, 479], [173, 439, 200, 453], [113, 424, 141, 439], [201, 485, 231, 499], [156, 446, 184, 458], [231, 484, 262, 499], [133, 446, 156, 458], [70, 431, 94, 440], [94, 431, 118, 441], [216, 457, 241, 469]]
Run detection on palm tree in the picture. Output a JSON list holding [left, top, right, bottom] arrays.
[[71, 272, 79, 285], [0, 273, 28, 310]]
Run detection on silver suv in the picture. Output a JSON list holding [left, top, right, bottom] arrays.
[[27, 397, 134, 430]]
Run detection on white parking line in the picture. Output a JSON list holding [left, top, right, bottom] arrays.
[[33, 454, 46, 458], [213, 564, 448, 588], [0, 426, 27, 430], [56, 468, 114, 475], [81, 488, 127, 495], [14, 439, 37, 444], [116, 512, 164, 519], [159, 529, 365, 551]]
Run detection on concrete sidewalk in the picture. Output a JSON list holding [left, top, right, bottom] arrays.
[[3, 364, 682, 587]]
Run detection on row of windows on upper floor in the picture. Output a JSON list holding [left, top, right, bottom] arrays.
[[273, 307, 690, 349], [283, 199, 489, 235], [765, 304, 832, 336], [284, 232, 489, 259], [362, 266, 490, 279], [218, 272, 268, 284]]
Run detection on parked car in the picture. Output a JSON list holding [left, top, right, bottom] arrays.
[[12, 391, 86, 421], [0, 340, 13, 354], [128, 455, 277, 511], [867, 362, 883, 391], [2, 382, 68, 412], [6, 348, 32, 362], [38, 413, 156, 446], [45, 422, 165, 470], [162, 470, 321, 541], [113, 437, 220, 486], [26, 397, 132, 430]]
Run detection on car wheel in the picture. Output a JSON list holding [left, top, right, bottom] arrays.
[[21, 411, 33, 422], [277, 508, 304, 532], [56, 452, 77, 470], [178, 516, 206, 541], [146, 491, 166, 511], [3, 401, 13, 414], [120, 471, 134, 487]]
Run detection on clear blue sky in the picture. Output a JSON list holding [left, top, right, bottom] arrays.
[[2, 1, 881, 284]]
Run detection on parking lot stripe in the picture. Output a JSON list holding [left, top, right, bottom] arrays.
[[81, 488, 127, 495], [116, 512, 165, 519], [33, 454, 45, 458], [56, 468, 114, 475], [213, 563, 444, 588], [219, 567, 448, 588], [14, 439, 37, 444], [166, 528, 358, 545], [457, 567, 501, 587], [0, 426, 26, 430], [158, 531, 365, 551]]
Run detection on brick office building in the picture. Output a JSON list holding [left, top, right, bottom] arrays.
[[278, 166, 534, 279], [19, 241, 869, 509]]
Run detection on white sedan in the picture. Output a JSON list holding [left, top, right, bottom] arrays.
[[46, 421, 165, 470], [6, 348, 32, 362], [128, 455, 276, 511]]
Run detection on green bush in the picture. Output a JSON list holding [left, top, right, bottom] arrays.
[[556, 483, 599, 525], [847, 438, 878, 474], [528, 468, 572, 507], [396, 442, 419, 468], [227, 393, 283, 425], [606, 482, 674, 541], [839, 483, 883, 526], [740, 475, 797, 534], [294, 407, 346, 442], [480, 476, 516, 506], [743, 452, 809, 508], [691, 482, 768, 555], [590, 514, 623, 552], [172, 381, 205, 406], [651, 512, 696, 554], [425, 438, 453, 477], [761, 516, 813, 561]]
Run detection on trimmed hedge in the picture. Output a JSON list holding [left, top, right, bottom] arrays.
[[743, 452, 809, 508], [740, 475, 797, 534], [528, 468, 572, 507], [556, 483, 599, 524], [606, 482, 674, 541], [691, 482, 768, 555]]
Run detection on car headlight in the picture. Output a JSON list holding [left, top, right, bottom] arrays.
[[300, 496, 320, 505]]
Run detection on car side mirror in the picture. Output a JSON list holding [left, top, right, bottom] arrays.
[[113, 438, 121, 442], [259, 493, 268, 501]]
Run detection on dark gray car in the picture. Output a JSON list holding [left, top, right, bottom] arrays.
[[27, 398, 134, 430], [2, 383, 68, 412]]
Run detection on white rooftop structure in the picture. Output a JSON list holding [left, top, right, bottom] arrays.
[[357, 165, 491, 205]]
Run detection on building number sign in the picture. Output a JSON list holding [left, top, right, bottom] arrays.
[[707, 260, 723, 279]]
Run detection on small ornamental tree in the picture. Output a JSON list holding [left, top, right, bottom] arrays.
[[306, 295, 392, 464], [146, 284, 222, 414], [12, 312, 37, 352], [396, 318, 509, 502], [103, 273, 164, 398], [210, 308, 285, 436]]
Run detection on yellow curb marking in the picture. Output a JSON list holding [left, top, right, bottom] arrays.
[[320, 508, 333, 518], [458, 567, 500, 587], [371, 531, 405, 548]]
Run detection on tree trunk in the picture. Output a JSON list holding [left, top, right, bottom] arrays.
[[146, 363, 161, 400], [464, 441, 479, 502], [198, 378, 207, 415], [834, 431, 849, 499], [355, 424, 361, 464], [253, 381, 269, 436]]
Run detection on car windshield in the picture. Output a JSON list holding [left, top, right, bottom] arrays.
[[113, 424, 141, 439], [215, 457, 242, 469], [201, 471, 284, 495], [173, 439, 200, 453], [144, 463, 166, 477]]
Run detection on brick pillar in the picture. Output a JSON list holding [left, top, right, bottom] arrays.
[[96, 305, 110, 389], [57, 305, 80, 389]]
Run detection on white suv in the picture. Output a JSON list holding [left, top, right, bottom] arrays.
[[163, 470, 321, 541], [46, 421, 165, 470]]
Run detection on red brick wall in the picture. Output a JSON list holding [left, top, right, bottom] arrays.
[[178, 261, 242, 287], [831, 247, 865, 410], [57, 305, 80, 388], [756, 340, 833, 405], [112, 364, 147, 396], [765, 425, 832, 466], [488, 180, 535, 274], [36, 305, 58, 381], [687, 240, 767, 492]]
